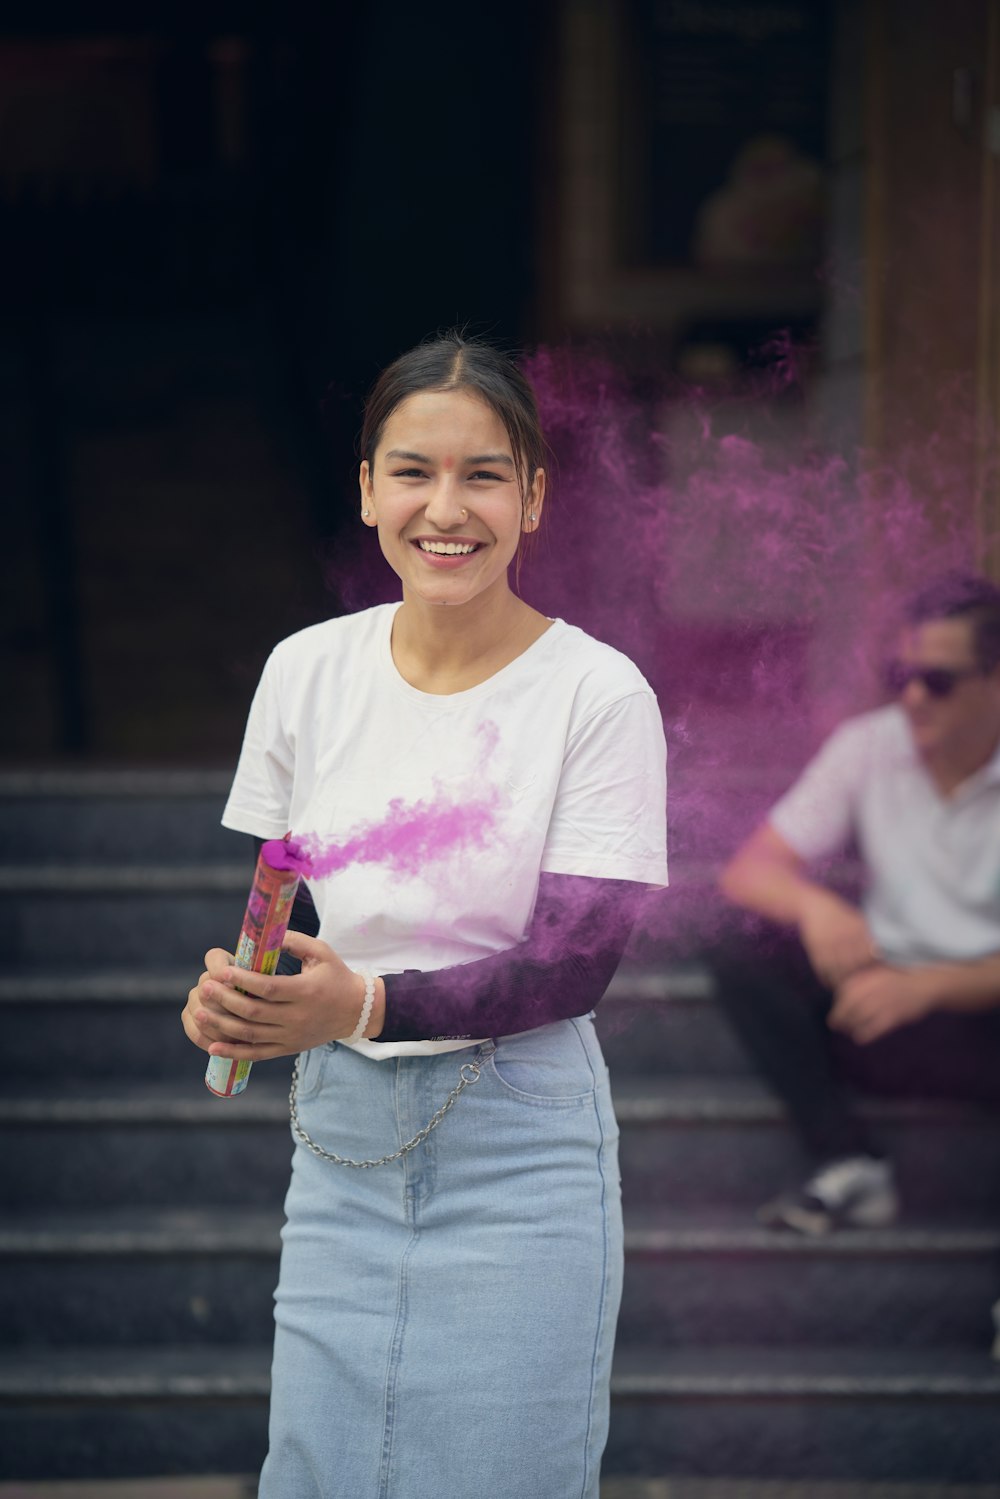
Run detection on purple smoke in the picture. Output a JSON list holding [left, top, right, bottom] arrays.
[[319, 339, 994, 954], [288, 793, 497, 881]]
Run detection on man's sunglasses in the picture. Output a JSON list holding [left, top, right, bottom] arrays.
[[883, 660, 982, 699]]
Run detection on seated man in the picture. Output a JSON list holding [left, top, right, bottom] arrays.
[[710, 571, 1000, 1233]]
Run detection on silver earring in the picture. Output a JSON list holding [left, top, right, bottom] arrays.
[[529, 513, 537, 522], [362, 508, 370, 517]]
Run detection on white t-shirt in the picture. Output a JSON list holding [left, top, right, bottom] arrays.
[[222, 603, 668, 1057], [769, 704, 1000, 965]]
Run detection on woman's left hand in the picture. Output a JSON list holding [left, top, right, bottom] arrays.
[[187, 929, 384, 1061]]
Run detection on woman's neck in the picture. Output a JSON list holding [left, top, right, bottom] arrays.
[[391, 585, 550, 695]]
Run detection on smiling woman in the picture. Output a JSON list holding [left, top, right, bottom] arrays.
[[357, 344, 548, 690], [361, 386, 542, 620], [180, 329, 668, 1499]]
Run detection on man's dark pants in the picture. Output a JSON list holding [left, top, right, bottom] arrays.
[[707, 916, 1000, 1165]]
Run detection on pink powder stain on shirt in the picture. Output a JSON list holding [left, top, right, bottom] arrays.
[[278, 721, 503, 883], [301, 797, 494, 878], [286, 793, 497, 882]]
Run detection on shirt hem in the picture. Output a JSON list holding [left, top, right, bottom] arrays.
[[344, 1036, 486, 1060], [540, 857, 668, 887]]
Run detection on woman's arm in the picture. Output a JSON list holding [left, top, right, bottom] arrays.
[[380, 872, 645, 1041], [251, 838, 645, 1040]]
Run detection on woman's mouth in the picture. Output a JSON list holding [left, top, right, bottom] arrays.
[[415, 540, 481, 555], [410, 538, 485, 568]]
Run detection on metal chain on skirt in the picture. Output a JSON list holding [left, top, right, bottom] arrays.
[[288, 1046, 489, 1169]]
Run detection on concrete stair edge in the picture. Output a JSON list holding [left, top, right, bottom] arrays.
[[3, 1206, 1000, 1258], [0, 962, 714, 1004], [0, 1075, 992, 1128], [4, 1344, 1000, 1402]]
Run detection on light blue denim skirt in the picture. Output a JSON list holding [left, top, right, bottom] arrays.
[[258, 1015, 623, 1499]]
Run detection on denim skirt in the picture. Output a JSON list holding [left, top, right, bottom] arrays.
[[258, 1015, 623, 1499]]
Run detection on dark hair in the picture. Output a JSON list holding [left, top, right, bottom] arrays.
[[359, 330, 546, 506], [904, 571, 1000, 672]]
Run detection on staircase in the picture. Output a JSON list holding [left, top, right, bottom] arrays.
[[2, 771, 999, 1486]]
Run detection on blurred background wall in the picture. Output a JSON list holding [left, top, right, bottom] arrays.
[[3, 0, 999, 767]]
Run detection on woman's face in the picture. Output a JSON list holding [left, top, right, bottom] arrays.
[[359, 388, 544, 610]]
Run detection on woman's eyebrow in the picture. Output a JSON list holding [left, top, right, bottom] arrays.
[[384, 449, 515, 468]]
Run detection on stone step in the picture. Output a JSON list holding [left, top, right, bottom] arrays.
[[0, 972, 210, 1082], [1, 1078, 295, 1209], [4, 1477, 999, 1499], [2, 1344, 998, 1483], [3, 884, 248, 972], [0, 773, 236, 866], [2, 1076, 996, 1214], [599, 968, 752, 1075], [0, 1210, 282, 1349], [618, 1208, 1000, 1351], [0, 1483, 257, 1499], [3, 1208, 998, 1352], [613, 1076, 1000, 1216], [600, 1485, 1000, 1499], [605, 1346, 1000, 1483], [0, 1345, 271, 1482]]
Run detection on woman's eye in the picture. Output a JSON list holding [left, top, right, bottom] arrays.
[[469, 470, 506, 482], [392, 468, 426, 478]]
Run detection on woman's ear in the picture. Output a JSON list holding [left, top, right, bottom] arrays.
[[522, 469, 546, 532], [359, 461, 377, 525]]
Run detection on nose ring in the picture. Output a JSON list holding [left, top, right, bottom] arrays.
[[460, 507, 468, 520]]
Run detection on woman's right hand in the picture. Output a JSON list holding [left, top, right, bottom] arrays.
[[182, 947, 237, 1055], [797, 887, 878, 988], [181, 930, 386, 1062]]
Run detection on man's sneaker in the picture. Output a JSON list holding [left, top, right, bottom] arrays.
[[757, 1155, 900, 1234]]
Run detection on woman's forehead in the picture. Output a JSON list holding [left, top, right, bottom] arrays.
[[381, 389, 511, 451]]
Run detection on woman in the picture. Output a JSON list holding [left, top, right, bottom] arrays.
[[182, 332, 668, 1499]]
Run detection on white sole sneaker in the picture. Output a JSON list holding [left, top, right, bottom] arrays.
[[757, 1156, 900, 1235]]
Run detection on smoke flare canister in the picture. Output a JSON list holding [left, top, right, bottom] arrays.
[[204, 839, 303, 1098]]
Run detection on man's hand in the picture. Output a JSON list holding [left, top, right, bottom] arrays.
[[797, 886, 879, 987], [181, 930, 384, 1061], [829, 964, 936, 1045]]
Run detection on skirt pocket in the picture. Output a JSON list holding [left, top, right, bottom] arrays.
[[292, 1041, 336, 1102], [488, 1017, 601, 1106]]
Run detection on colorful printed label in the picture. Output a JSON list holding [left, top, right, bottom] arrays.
[[204, 849, 301, 1099]]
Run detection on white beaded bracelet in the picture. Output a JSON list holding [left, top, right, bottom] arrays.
[[346, 970, 376, 1045]]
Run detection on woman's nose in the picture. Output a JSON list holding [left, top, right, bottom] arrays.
[[422, 477, 467, 527]]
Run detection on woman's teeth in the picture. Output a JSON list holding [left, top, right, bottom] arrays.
[[418, 541, 479, 555]]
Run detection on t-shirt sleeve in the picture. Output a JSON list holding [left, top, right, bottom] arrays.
[[541, 690, 668, 887], [768, 719, 865, 862], [221, 651, 295, 840]]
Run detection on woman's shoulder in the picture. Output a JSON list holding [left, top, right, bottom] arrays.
[[547, 620, 657, 705], [268, 603, 395, 673]]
